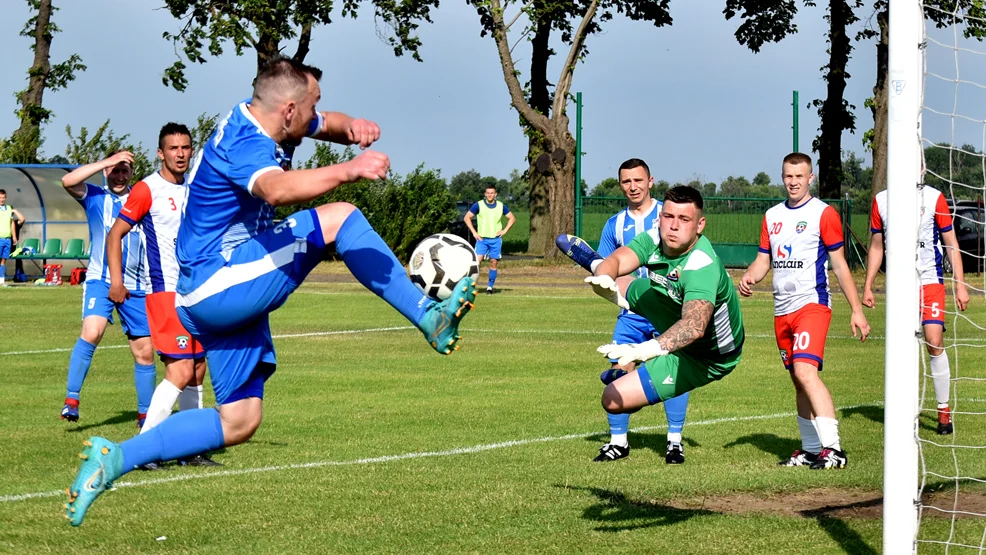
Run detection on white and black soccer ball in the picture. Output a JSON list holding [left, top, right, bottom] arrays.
[[408, 234, 480, 300]]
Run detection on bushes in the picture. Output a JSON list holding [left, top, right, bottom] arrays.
[[276, 154, 456, 262]]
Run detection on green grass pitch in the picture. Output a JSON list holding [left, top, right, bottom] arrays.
[[1, 267, 985, 553]]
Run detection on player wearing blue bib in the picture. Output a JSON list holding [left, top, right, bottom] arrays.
[[58, 151, 155, 429], [558, 159, 691, 464], [65, 57, 477, 525]]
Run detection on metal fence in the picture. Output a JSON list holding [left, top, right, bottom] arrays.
[[577, 196, 868, 268]]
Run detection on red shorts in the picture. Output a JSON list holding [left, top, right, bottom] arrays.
[[147, 291, 203, 359], [921, 283, 946, 327], [774, 303, 832, 371]]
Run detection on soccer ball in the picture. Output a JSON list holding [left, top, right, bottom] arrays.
[[408, 234, 480, 300]]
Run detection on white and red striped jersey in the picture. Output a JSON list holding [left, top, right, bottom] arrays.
[[759, 197, 845, 316], [118, 172, 188, 293], [870, 186, 951, 286]]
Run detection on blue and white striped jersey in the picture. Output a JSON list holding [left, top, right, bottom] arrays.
[[78, 183, 148, 295], [176, 100, 323, 294], [597, 198, 662, 318]]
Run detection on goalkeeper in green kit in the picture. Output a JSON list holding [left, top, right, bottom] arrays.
[[588, 186, 744, 412]]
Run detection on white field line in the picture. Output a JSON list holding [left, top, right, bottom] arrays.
[[0, 402, 881, 504], [6, 325, 986, 357]]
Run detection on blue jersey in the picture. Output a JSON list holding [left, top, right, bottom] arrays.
[[177, 101, 322, 294], [78, 183, 148, 294], [598, 198, 662, 319]]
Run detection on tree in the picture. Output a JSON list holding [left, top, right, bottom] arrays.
[[723, 0, 861, 198], [719, 175, 753, 197], [862, 0, 986, 196], [924, 143, 985, 199], [0, 0, 85, 163], [590, 177, 621, 196], [161, 0, 439, 91], [449, 169, 486, 203], [189, 112, 220, 151], [503, 169, 530, 207], [466, 0, 672, 257]]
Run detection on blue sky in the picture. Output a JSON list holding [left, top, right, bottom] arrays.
[[0, 1, 982, 189]]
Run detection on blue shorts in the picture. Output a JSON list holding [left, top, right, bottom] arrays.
[[81, 280, 150, 338], [475, 237, 502, 259], [609, 314, 658, 364], [0, 238, 10, 259], [177, 209, 325, 405]]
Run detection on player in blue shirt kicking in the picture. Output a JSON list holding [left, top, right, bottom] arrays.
[[64, 57, 477, 525], [557, 158, 691, 465]]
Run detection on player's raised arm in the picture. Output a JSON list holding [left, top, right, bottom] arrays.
[[251, 150, 389, 207], [61, 151, 134, 200], [309, 112, 380, 150], [595, 246, 642, 279]]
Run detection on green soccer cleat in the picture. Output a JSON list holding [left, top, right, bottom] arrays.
[[419, 276, 477, 354], [64, 437, 123, 526]]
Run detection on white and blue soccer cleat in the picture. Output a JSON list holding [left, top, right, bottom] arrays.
[[555, 234, 603, 274]]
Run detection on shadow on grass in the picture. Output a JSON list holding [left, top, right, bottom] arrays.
[[801, 503, 881, 555], [722, 433, 799, 461], [841, 404, 884, 425], [65, 410, 139, 433], [583, 432, 700, 459], [559, 484, 718, 532]]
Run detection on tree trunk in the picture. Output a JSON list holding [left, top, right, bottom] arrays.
[[13, 0, 54, 163], [870, 8, 889, 194], [816, 0, 853, 199], [525, 11, 555, 256]]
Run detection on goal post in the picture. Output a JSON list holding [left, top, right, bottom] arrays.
[[884, 0, 923, 552]]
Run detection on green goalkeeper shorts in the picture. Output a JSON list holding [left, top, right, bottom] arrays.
[[637, 348, 742, 404]]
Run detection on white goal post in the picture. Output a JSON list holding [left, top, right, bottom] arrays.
[[884, 0, 923, 552]]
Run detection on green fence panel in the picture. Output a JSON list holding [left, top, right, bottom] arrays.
[[577, 195, 868, 268]]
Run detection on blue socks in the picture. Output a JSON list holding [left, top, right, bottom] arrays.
[[664, 391, 689, 436], [66, 338, 97, 400], [120, 408, 224, 472], [334, 210, 433, 324], [134, 363, 157, 415], [607, 413, 630, 436], [488, 269, 498, 289]]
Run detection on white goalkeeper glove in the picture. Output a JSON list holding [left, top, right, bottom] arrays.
[[584, 275, 630, 310], [596, 339, 669, 366]]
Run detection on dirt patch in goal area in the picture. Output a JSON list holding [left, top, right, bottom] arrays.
[[667, 488, 986, 520]]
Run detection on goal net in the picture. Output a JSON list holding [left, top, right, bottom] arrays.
[[887, 0, 986, 552]]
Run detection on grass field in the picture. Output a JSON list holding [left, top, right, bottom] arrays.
[[1, 265, 985, 553]]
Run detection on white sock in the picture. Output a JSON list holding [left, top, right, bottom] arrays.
[[667, 432, 682, 444], [178, 385, 203, 411], [590, 260, 602, 274], [930, 352, 951, 406], [0, 276, 5, 285], [797, 416, 821, 454], [140, 380, 182, 434], [815, 416, 841, 451], [609, 433, 628, 447]]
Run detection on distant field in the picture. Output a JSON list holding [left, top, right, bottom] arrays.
[[1, 267, 984, 553]]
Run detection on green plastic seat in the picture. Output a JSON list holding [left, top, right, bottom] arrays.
[[11, 238, 40, 258], [38, 238, 62, 258], [59, 238, 86, 259]]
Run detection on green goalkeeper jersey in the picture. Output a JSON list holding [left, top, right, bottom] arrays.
[[625, 230, 745, 360]]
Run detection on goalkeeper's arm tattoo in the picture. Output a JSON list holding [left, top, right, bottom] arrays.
[[657, 300, 714, 353]]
